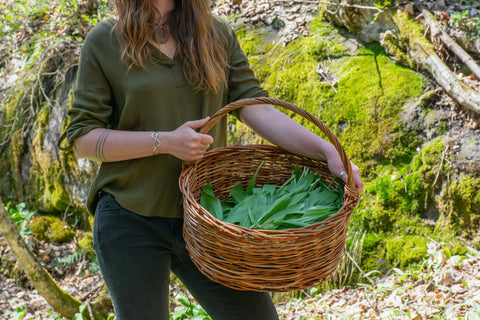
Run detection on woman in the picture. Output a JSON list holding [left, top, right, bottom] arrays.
[[66, 0, 363, 319]]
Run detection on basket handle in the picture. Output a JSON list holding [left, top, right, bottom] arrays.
[[199, 97, 357, 193]]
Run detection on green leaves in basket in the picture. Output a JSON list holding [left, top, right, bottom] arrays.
[[200, 183, 223, 220], [199, 164, 344, 230]]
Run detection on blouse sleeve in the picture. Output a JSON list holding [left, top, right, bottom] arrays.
[[224, 21, 268, 104], [65, 24, 113, 146]]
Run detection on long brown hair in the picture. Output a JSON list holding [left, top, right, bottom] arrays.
[[114, 0, 228, 93]]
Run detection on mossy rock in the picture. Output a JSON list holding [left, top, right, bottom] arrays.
[[360, 232, 387, 273], [235, 15, 425, 171], [436, 175, 480, 231], [383, 235, 428, 269], [354, 137, 447, 224], [29, 216, 75, 243]]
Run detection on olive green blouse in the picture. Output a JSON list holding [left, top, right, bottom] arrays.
[[66, 17, 267, 217]]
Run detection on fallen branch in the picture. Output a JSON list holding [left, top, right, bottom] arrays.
[[387, 12, 480, 114], [0, 197, 108, 320], [422, 9, 480, 80]]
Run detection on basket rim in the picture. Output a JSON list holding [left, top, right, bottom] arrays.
[[180, 145, 357, 237], [194, 97, 359, 194]]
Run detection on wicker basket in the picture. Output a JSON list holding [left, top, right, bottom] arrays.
[[179, 97, 360, 292]]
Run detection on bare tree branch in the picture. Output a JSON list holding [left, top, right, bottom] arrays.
[[389, 13, 480, 114], [0, 198, 109, 319], [422, 9, 480, 80]]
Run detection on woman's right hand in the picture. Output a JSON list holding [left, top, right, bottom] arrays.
[[71, 117, 213, 163], [166, 117, 214, 161]]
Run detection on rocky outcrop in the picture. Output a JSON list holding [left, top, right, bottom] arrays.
[[0, 37, 98, 219]]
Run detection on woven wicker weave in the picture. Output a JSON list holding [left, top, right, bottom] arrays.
[[179, 97, 360, 292]]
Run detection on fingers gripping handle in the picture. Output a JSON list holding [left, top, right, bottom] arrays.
[[199, 97, 356, 192]]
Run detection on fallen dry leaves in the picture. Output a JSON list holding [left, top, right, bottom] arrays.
[[1, 237, 479, 319], [276, 241, 480, 320]]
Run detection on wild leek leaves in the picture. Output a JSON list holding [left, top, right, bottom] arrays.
[[200, 164, 344, 230]]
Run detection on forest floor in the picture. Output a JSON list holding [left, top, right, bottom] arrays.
[[1, 235, 480, 319]]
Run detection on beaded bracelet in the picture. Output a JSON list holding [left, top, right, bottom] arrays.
[[151, 131, 161, 155]]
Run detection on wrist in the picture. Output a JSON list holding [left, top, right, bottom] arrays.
[[147, 131, 172, 156]]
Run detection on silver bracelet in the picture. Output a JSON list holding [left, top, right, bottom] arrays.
[[151, 131, 161, 155]]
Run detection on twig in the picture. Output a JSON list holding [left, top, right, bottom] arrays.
[[265, 40, 282, 56], [432, 144, 448, 188], [75, 255, 86, 276], [316, 63, 338, 93], [281, 47, 303, 69], [423, 9, 480, 80], [344, 248, 375, 286], [87, 302, 95, 320], [78, 280, 103, 301], [424, 234, 438, 244], [360, 285, 382, 317]]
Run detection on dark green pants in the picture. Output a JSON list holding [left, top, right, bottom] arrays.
[[93, 193, 279, 320]]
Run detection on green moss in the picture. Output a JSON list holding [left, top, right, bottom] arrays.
[[31, 160, 72, 213], [381, 30, 415, 68], [416, 89, 440, 108], [354, 137, 447, 227], [32, 107, 50, 145], [242, 19, 424, 169], [0, 152, 15, 203], [43, 179, 70, 212], [29, 215, 75, 243], [10, 131, 25, 196], [348, 137, 453, 270], [392, 12, 435, 56], [0, 85, 31, 200], [384, 235, 428, 268], [361, 232, 467, 271], [29, 216, 54, 241], [78, 231, 95, 258], [49, 220, 75, 243], [232, 16, 426, 163], [2, 85, 27, 121], [37, 107, 50, 127], [437, 175, 480, 231], [360, 232, 386, 272], [236, 28, 264, 57], [411, 138, 445, 172], [320, 45, 424, 166], [26, 116, 74, 213]]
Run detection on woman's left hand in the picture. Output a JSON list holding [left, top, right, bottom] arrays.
[[326, 153, 363, 193], [239, 104, 364, 193]]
